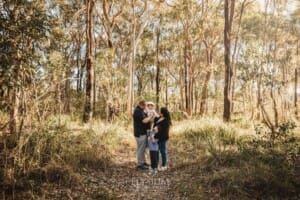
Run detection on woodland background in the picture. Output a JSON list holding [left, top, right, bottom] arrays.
[[0, 0, 300, 199]]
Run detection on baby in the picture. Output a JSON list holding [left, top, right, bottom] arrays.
[[145, 102, 159, 124]]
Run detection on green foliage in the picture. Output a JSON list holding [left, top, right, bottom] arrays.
[[172, 119, 299, 199], [0, 0, 50, 90], [255, 121, 296, 143], [225, 121, 300, 198]]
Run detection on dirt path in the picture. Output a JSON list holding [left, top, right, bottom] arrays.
[[79, 136, 190, 200]]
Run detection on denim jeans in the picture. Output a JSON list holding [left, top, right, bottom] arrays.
[[158, 140, 168, 167]]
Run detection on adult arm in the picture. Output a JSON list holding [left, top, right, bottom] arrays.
[[134, 108, 152, 124], [142, 115, 152, 123]]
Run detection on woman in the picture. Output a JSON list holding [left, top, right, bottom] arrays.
[[154, 107, 172, 171]]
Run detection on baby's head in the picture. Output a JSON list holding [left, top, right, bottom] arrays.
[[146, 102, 155, 110]]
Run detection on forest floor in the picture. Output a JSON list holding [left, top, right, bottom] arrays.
[[43, 126, 201, 200], [2, 118, 299, 200], [20, 119, 218, 200]]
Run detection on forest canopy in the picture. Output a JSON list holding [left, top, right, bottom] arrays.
[[0, 0, 299, 125]]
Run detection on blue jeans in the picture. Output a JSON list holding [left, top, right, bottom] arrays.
[[158, 140, 168, 167]]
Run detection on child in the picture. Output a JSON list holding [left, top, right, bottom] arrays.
[[145, 102, 159, 123], [147, 129, 159, 175]]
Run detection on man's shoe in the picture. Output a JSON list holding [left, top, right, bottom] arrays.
[[137, 165, 148, 170], [143, 162, 150, 167]]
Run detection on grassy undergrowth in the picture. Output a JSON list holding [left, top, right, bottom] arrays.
[[0, 117, 299, 199], [0, 118, 126, 199], [171, 118, 300, 199]]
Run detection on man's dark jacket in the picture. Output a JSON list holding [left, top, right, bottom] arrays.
[[133, 106, 150, 137]]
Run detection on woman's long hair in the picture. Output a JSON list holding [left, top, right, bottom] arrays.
[[160, 107, 172, 126]]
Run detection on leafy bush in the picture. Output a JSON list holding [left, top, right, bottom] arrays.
[[232, 121, 299, 198], [255, 121, 296, 144]]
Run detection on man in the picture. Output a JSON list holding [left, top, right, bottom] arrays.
[[133, 100, 152, 170]]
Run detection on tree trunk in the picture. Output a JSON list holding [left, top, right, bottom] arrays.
[[165, 75, 168, 107], [188, 38, 193, 115], [223, 0, 235, 122], [190, 78, 194, 114], [296, 40, 299, 117], [270, 86, 278, 127], [194, 81, 199, 114], [137, 75, 143, 97], [200, 46, 213, 116], [183, 32, 193, 115], [295, 68, 298, 117], [258, 0, 269, 120], [64, 65, 71, 113], [249, 82, 254, 119], [200, 71, 212, 116], [76, 43, 81, 93], [184, 43, 190, 114], [93, 37, 97, 114], [127, 18, 135, 117], [156, 26, 161, 109], [10, 88, 19, 134], [83, 0, 95, 123], [231, 0, 246, 113], [180, 68, 184, 110], [126, 1, 148, 116], [79, 62, 85, 92], [256, 71, 262, 120]]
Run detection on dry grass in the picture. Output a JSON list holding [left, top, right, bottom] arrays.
[[0, 118, 130, 199], [169, 118, 299, 199], [0, 116, 299, 199]]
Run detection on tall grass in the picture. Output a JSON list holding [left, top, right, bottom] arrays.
[[172, 118, 240, 165], [1, 116, 298, 199], [1, 119, 127, 199], [171, 118, 299, 199]]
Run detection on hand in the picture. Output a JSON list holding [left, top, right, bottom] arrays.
[[153, 127, 158, 133], [151, 135, 155, 142], [148, 112, 154, 118]]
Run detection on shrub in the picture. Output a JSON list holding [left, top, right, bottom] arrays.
[[209, 121, 299, 198]]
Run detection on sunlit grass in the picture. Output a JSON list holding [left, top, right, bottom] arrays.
[[1, 116, 298, 199], [169, 118, 299, 199]]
